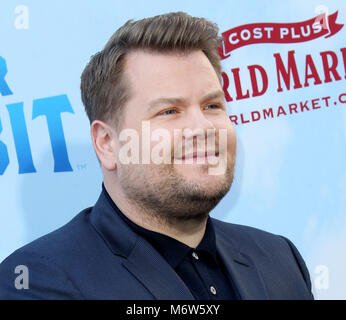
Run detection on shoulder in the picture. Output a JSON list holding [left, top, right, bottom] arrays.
[[0, 207, 95, 299], [211, 217, 313, 297], [211, 217, 286, 246], [4, 207, 94, 260], [212, 217, 301, 257]]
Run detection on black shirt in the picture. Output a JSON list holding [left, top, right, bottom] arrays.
[[102, 184, 239, 300]]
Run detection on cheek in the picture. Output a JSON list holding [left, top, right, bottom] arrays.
[[228, 125, 237, 152], [149, 126, 176, 163], [215, 118, 237, 153]]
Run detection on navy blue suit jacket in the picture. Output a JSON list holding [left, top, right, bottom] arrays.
[[0, 190, 313, 299]]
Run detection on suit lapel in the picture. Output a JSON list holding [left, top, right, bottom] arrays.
[[122, 237, 195, 300], [124, 223, 269, 300], [91, 188, 268, 299], [216, 233, 269, 300], [90, 189, 194, 300]]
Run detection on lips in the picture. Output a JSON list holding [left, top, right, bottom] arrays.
[[175, 151, 219, 161]]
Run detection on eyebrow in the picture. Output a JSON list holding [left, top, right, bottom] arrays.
[[147, 90, 225, 113]]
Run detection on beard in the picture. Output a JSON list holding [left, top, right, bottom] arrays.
[[117, 155, 235, 227]]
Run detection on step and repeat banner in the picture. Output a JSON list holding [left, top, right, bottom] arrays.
[[0, 1, 345, 299]]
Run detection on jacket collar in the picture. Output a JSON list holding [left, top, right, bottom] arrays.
[[213, 219, 269, 300], [89, 186, 268, 300], [89, 187, 194, 299]]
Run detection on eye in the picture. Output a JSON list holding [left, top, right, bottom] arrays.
[[158, 108, 177, 116], [204, 104, 221, 110]]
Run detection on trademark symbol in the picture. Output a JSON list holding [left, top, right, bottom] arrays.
[[77, 163, 87, 171]]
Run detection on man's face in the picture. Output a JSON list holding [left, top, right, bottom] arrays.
[[114, 49, 237, 224]]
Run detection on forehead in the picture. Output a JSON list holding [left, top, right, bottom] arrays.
[[122, 49, 221, 101]]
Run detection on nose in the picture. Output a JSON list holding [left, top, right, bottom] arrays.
[[182, 106, 216, 140]]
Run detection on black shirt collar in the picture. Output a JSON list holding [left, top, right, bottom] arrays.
[[102, 183, 218, 268]]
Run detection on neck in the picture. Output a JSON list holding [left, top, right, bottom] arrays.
[[103, 180, 208, 248]]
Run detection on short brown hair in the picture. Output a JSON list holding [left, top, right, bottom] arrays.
[[80, 11, 223, 131]]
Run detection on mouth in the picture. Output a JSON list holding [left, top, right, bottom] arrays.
[[174, 151, 220, 163]]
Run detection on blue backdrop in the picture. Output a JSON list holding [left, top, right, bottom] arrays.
[[0, 0, 345, 299]]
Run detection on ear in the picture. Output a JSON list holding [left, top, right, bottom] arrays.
[[91, 120, 117, 171]]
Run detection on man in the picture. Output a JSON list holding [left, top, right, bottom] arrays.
[[0, 12, 313, 300]]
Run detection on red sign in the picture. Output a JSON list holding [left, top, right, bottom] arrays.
[[218, 11, 344, 59]]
